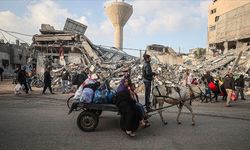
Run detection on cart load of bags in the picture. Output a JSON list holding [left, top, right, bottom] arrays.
[[73, 74, 116, 104]]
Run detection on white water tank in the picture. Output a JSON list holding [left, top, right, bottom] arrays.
[[105, 0, 133, 50]]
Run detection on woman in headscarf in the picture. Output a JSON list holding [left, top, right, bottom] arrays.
[[115, 73, 141, 137]]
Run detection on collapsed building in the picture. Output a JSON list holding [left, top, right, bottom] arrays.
[[31, 18, 139, 89]]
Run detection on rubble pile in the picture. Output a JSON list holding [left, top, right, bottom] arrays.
[[31, 19, 140, 91], [185, 46, 250, 79], [30, 18, 250, 93]]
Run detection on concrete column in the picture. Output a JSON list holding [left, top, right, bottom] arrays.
[[236, 41, 244, 52], [36, 53, 45, 76], [114, 25, 123, 50], [223, 41, 228, 53]]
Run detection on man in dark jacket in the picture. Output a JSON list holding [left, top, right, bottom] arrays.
[[18, 66, 29, 94], [42, 67, 54, 94], [202, 70, 214, 83], [223, 73, 235, 107], [235, 75, 246, 100], [142, 54, 155, 112]]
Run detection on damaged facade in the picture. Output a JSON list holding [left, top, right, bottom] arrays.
[[0, 40, 30, 77], [146, 44, 183, 65], [208, 0, 250, 56]]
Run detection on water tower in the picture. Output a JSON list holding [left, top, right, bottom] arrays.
[[105, 0, 133, 50]]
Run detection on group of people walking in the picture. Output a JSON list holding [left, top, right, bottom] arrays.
[[12, 64, 89, 95], [186, 69, 246, 107]]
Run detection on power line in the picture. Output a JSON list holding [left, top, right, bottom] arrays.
[[98, 45, 146, 51], [0, 31, 9, 42], [0, 28, 33, 37], [1, 29, 31, 45]]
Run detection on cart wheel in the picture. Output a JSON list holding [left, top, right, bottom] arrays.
[[77, 111, 99, 132]]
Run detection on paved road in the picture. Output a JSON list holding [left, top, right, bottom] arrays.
[[0, 80, 250, 150]]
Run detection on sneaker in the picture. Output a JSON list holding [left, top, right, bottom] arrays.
[[225, 104, 232, 107], [51, 92, 55, 94], [241, 98, 246, 100]]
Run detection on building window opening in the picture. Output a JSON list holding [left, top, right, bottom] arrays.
[[215, 16, 220, 22], [210, 25, 216, 31], [228, 41, 237, 50], [2, 59, 9, 68], [19, 54, 23, 60], [210, 8, 216, 14]]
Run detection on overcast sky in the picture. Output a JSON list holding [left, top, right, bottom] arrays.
[[0, 0, 210, 56]]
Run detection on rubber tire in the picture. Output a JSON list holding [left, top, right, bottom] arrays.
[[77, 111, 99, 132]]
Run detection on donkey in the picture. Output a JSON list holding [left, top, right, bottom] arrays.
[[152, 84, 203, 126]]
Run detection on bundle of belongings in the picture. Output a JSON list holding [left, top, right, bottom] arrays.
[[73, 74, 116, 104], [14, 83, 23, 95]]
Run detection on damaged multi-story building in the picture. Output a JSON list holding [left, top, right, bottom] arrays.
[[207, 0, 250, 56], [0, 39, 30, 77]]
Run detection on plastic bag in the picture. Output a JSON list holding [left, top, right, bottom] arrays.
[[14, 83, 22, 94], [230, 91, 237, 101], [93, 89, 116, 104], [208, 82, 217, 92], [73, 85, 83, 100], [80, 88, 94, 103]]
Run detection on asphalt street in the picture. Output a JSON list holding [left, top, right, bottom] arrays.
[[0, 80, 250, 150]]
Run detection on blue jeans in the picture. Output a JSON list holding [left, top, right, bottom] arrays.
[[62, 80, 68, 93]]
